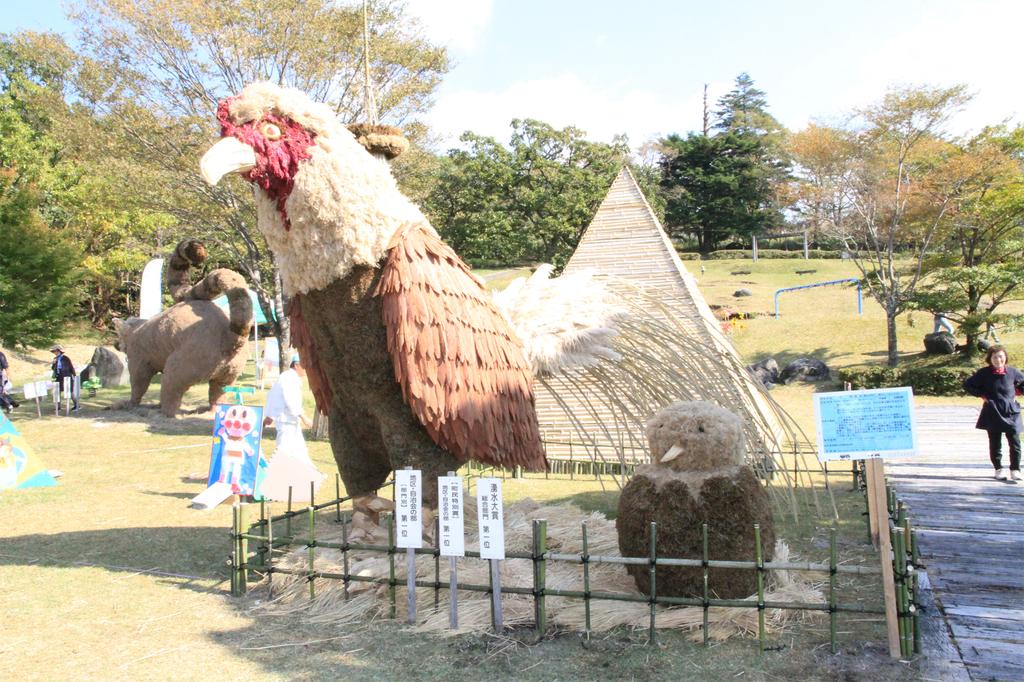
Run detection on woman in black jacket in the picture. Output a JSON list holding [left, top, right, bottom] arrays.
[[963, 345, 1024, 481]]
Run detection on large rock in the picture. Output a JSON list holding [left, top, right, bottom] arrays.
[[923, 332, 956, 355], [746, 357, 779, 387], [616, 401, 775, 599], [89, 346, 130, 387], [733, 288, 753, 298], [779, 357, 830, 384]]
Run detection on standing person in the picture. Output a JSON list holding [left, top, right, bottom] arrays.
[[261, 353, 323, 502], [933, 312, 955, 335], [963, 345, 1024, 481], [50, 345, 79, 412], [0, 350, 19, 413], [264, 354, 313, 460]]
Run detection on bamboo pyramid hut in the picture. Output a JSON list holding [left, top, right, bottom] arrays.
[[533, 167, 794, 467]]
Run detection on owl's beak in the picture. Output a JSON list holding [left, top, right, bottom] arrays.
[[200, 136, 257, 186], [660, 444, 684, 463]]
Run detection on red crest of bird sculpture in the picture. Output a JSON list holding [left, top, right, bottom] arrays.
[[201, 83, 546, 532]]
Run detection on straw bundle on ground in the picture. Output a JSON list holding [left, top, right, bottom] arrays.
[[257, 498, 823, 640]]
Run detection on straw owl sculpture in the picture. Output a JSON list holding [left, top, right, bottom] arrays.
[[617, 401, 775, 598]]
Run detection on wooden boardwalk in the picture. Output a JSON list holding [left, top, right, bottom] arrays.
[[887, 406, 1024, 681]]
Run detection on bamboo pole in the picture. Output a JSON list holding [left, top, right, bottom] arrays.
[[341, 509, 350, 601], [266, 501, 275, 599], [648, 521, 657, 646], [582, 522, 591, 640], [308, 505, 316, 600], [829, 524, 838, 654], [894, 527, 911, 658], [755, 524, 765, 652], [702, 523, 710, 646], [532, 519, 548, 636], [238, 503, 249, 593], [286, 486, 293, 540], [911, 529, 921, 654], [865, 460, 880, 548], [387, 513, 396, 620], [230, 504, 239, 596], [335, 474, 342, 523]]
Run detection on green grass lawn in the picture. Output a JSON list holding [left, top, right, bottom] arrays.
[[693, 258, 1010, 433]]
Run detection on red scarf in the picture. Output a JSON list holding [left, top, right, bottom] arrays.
[[994, 366, 1007, 375]]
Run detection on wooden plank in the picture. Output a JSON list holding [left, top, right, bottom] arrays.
[[942, 592, 1024, 611], [944, 604, 1024, 621], [948, 621, 1024, 643], [957, 637, 1024, 679], [867, 459, 901, 658]]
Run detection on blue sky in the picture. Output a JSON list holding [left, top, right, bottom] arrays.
[[3, 0, 1021, 149]]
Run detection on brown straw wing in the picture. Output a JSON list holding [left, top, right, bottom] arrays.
[[289, 292, 333, 414], [375, 224, 547, 471]]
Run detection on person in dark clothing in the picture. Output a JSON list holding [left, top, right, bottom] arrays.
[[50, 345, 79, 411], [963, 345, 1024, 481], [0, 350, 19, 413]]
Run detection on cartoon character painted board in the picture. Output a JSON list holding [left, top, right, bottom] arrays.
[[207, 404, 264, 495]]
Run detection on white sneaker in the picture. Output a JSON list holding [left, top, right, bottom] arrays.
[[1012, 470, 1021, 481], [995, 468, 1008, 480]]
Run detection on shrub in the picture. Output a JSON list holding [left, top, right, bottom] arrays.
[[704, 249, 844, 260], [675, 252, 701, 260], [837, 366, 974, 396]]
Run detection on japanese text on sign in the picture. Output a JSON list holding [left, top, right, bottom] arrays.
[[813, 387, 918, 462], [476, 477, 505, 560], [438, 475, 465, 557], [395, 469, 422, 549]]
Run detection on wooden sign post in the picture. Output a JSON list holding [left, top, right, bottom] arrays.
[[23, 382, 44, 418], [477, 477, 505, 632], [438, 472, 465, 630], [395, 468, 422, 626], [813, 386, 919, 660]]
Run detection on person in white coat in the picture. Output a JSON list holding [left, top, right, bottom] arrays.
[[264, 355, 312, 460], [261, 354, 324, 501]]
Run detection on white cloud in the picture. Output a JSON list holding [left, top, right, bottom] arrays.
[[427, 75, 733, 151], [836, 0, 1024, 134], [404, 0, 493, 52]]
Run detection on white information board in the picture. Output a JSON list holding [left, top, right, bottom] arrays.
[[438, 475, 465, 557], [395, 469, 422, 549], [23, 383, 38, 400], [813, 387, 918, 461], [476, 477, 505, 560]]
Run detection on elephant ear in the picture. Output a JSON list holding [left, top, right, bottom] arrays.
[[373, 223, 548, 472]]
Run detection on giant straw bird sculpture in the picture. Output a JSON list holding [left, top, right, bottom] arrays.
[[200, 83, 605, 532]]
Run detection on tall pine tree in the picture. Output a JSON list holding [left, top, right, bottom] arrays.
[[659, 73, 788, 252]]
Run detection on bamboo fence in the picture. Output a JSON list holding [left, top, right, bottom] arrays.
[[229, 468, 921, 656]]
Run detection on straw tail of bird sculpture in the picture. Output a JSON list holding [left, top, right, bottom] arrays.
[[200, 83, 630, 530]]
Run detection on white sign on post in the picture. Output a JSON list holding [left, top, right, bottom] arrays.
[[476, 477, 505, 560], [395, 469, 422, 549], [438, 475, 465, 557], [813, 386, 918, 462], [23, 383, 38, 400]]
